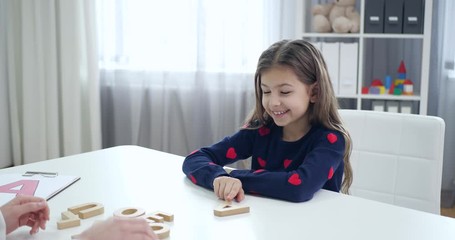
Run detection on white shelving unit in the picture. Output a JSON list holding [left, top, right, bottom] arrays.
[[295, 0, 432, 115]]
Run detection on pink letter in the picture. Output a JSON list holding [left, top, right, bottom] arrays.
[[0, 180, 39, 196]]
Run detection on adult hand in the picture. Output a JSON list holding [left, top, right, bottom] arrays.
[[0, 195, 50, 235], [77, 216, 158, 240], [213, 176, 245, 202]]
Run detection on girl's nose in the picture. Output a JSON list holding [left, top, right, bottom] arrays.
[[269, 94, 281, 106]]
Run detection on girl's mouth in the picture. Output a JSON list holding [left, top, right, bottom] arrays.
[[272, 110, 289, 117]]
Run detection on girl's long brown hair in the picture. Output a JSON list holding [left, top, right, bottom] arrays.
[[244, 39, 353, 194]]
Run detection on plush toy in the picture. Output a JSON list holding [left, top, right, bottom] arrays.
[[312, 0, 360, 33]]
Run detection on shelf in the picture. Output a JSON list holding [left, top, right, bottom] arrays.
[[296, 0, 432, 114], [337, 95, 358, 99], [336, 94, 421, 101], [362, 34, 424, 39], [301, 33, 360, 38], [359, 94, 421, 101], [300, 33, 424, 40]]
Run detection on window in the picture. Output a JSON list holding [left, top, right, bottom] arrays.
[[96, 0, 273, 73]]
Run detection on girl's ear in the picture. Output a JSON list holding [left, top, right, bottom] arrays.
[[310, 83, 319, 103]]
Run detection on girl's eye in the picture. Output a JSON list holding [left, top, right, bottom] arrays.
[[281, 91, 291, 95], [262, 90, 271, 94]]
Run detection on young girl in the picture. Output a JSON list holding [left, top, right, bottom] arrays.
[[182, 39, 352, 203]]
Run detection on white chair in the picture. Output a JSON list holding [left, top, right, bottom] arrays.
[[339, 109, 445, 214]]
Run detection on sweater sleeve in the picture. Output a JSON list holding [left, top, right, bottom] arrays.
[[182, 129, 255, 190], [230, 130, 345, 202]]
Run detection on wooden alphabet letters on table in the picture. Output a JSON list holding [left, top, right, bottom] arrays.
[[113, 207, 146, 218], [113, 207, 174, 239], [213, 200, 250, 217], [57, 211, 81, 230], [57, 203, 174, 239], [57, 202, 104, 229], [69, 202, 105, 219]]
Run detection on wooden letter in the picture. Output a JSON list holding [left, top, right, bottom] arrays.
[[214, 201, 250, 217], [142, 211, 174, 223], [142, 213, 164, 223], [68, 202, 104, 219], [57, 211, 81, 229], [150, 211, 174, 222], [149, 222, 170, 239], [114, 207, 146, 218], [140, 211, 173, 238]]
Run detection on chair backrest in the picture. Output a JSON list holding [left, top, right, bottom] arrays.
[[339, 109, 445, 214]]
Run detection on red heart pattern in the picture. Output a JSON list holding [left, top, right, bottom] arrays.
[[327, 133, 337, 144], [283, 159, 292, 168], [253, 169, 265, 174], [189, 174, 197, 184], [226, 147, 237, 159], [288, 173, 302, 186], [258, 127, 271, 136], [258, 157, 266, 168], [328, 167, 334, 180]]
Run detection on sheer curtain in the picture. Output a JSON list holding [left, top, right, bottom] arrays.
[[97, 0, 296, 160], [0, 0, 101, 166], [0, 2, 9, 167], [428, 0, 455, 206]]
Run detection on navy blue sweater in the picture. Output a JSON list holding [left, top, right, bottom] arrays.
[[182, 122, 345, 202]]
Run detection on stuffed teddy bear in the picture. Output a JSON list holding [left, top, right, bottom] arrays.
[[312, 0, 360, 33]]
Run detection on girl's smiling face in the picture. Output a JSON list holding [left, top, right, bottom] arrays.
[[260, 65, 316, 140]]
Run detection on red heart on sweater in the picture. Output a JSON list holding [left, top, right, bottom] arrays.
[[328, 167, 334, 180], [327, 133, 338, 144], [189, 174, 197, 184], [258, 157, 266, 168], [253, 169, 265, 174], [283, 159, 292, 168], [226, 147, 237, 159], [258, 127, 270, 136], [288, 173, 302, 186]]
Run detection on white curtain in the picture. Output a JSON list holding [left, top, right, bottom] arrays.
[[0, 0, 101, 167], [428, 0, 455, 201], [97, 0, 296, 160], [0, 1, 10, 168]]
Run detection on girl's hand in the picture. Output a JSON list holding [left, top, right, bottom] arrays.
[[213, 176, 245, 202]]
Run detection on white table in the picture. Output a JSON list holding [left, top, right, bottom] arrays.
[[3, 145, 455, 240]]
